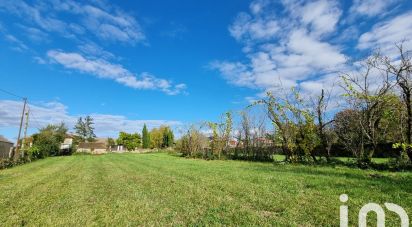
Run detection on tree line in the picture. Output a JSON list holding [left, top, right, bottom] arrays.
[[177, 45, 412, 168], [109, 124, 174, 151], [1, 114, 175, 169]]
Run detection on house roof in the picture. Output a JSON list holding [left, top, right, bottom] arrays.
[[94, 138, 108, 143], [0, 135, 13, 144], [78, 142, 107, 149]]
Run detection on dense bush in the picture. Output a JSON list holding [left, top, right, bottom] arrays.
[[0, 155, 33, 170], [1, 123, 74, 170]]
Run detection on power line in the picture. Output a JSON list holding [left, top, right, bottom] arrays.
[[0, 88, 25, 99], [29, 109, 43, 130]]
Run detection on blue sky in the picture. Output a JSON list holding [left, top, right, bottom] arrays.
[[0, 0, 411, 141]]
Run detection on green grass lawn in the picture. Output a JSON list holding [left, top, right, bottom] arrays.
[[0, 153, 411, 226]]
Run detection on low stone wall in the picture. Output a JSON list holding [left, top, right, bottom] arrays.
[[77, 148, 162, 155]]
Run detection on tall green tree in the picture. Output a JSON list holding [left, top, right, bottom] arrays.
[[74, 116, 96, 142], [162, 127, 174, 148], [142, 124, 150, 148], [167, 129, 174, 147], [381, 44, 412, 162], [341, 54, 393, 163], [84, 116, 96, 142], [74, 117, 87, 142]]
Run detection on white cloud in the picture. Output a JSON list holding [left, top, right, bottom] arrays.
[[286, 29, 345, 69], [0, 0, 145, 44], [358, 12, 412, 56], [229, 13, 279, 42], [0, 0, 67, 34], [209, 61, 255, 87], [78, 4, 145, 43], [47, 50, 186, 95], [0, 99, 181, 140], [298, 0, 341, 37], [77, 41, 116, 60], [350, 0, 400, 17], [16, 25, 49, 43], [213, 0, 345, 93]]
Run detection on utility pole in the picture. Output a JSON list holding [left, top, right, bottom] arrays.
[[15, 98, 27, 160], [21, 108, 30, 158]]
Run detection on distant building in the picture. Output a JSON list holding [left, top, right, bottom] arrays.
[[77, 138, 108, 154], [111, 145, 127, 152], [226, 137, 273, 148], [60, 137, 73, 150], [228, 138, 242, 148], [255, 137, 273, 147], [0, 135, 13, 159]]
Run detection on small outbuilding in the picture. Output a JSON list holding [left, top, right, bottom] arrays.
[[0, 135, 13, 159], [77, 138, 108, 154]]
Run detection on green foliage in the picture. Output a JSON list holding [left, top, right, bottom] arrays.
[[150, 127, 163, 148], [340, 59, 394, 163], [74, 116, 96, 142], [84, 116, 96, 142], [177, 126, 209, 157], [254, 89, 320, 163], [1, 123, 71, 169], [27, 146, 42, 160], [150, 126, 174, 149], [208, 122, 219, 155], [0, 159, 14, 169], [393, 142, 412, 151], [32, 123, 68, 157], [204, 112, 233, 159], [107, 138, 115, 151], [142, 124, 150, 149], [116, 132, 141, 151], [74, 117, 87, 142], [162, 127, 174, 148], [223, 112, 232, 148], [392, 143, 412, 164]]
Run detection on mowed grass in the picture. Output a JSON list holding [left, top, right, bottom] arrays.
[[0, 153, 411, 226]]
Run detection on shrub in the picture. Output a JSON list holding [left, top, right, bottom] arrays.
[[27, 146, 42, 160], [0, 159, 13, 169]]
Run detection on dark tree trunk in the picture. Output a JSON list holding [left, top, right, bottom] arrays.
[[405, 90, 412, 161], [317, 89, 331, 162]]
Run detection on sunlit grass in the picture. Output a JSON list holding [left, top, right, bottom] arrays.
[[0, 152, 410, 226]]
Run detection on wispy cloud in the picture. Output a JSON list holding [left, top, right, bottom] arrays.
[[0, 0, 145, 44], [0, 1, 67, 34], [0, 99, 182, 140], [358, 12, 412, 56], [350, 0, 401, 17], [47, 50, 186, 95], [77, 41, 117, 60], [4, 34, 29, 52], [16, 24, 49, 43]]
